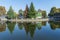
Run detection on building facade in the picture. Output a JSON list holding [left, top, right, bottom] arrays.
[[36, 9, 42, 19], [53, 13, 60, 21], [0, 15, 7, 21]]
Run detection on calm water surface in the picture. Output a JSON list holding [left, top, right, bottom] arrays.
[[0, 21, 60, 40]]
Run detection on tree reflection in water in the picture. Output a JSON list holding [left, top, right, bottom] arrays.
[[0, 23, 6, 32], [23, 22, 36, 38], [18, 22, 46, 38], [6, 22, 16, 34], [42, 21, 46, 26], [49, 21, 60, 30], [0, 21, 46, 39], [1, 21, 60, 40], [18, 23, 24, 30]]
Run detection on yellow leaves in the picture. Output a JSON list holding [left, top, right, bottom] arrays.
[[0, 6, 6, 15]]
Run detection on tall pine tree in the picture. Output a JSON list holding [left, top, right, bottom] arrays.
[[7, 6, 15, 19], [28, 2, 36, 18], [24, 5, 29, 18]]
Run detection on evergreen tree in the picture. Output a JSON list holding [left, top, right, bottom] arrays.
[[28, 2, 36, 18], [24, 5, 29, 18], [7, 6, 15, 19]]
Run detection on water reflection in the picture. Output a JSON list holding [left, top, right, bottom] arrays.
[[23, 22, 36, 38], [18, 22, 46, 38], [36, 22, 42, 30], [0, 23, 6, 32], [6, 22, 16, 33], [0, 21, 47, 33], [42, 21, 46, 26], [18, 23, 24, 30], [1, 21, 46, 38], [0, 21, 60, 40], [49, 21, 60, 30]]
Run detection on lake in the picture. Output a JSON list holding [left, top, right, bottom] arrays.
[[0, 21, 60, 40]]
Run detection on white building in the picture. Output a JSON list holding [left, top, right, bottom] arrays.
[[36, 9, 42, 19], [0, 15, 7, 21]]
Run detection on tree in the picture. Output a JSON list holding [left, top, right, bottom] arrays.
[[28, 2, 36, 18], [42, 11, 46, 18], [19, 9, 23, 15], [49, 7, 56, 16], [49, 7, 60, 17], [13, 12, 17, 18], [7, 6, 15, 19], [0, 6, 6, 16], [18, 9, 24, 18], [58, 8, 60, 12], [24, 5, 29, 18], [56, 8, 60, 13]]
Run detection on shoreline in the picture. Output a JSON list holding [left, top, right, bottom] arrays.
[[0, 18, 49, 22]]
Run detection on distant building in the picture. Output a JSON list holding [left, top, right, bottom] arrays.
[[0, 15, 7, 21], [48, 13, 60, 21], [36, 9, 42, 19], [53, 13, 60, 21], [48, 14, 53, 20]]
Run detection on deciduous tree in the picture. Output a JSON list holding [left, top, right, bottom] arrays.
[[0, 6, 6, 16]]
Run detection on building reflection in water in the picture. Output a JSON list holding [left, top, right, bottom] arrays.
[[36, 21, 46, 30], [49, 21, 60, 30]]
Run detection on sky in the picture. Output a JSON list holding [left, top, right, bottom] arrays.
[[0, 0, 60, 14]]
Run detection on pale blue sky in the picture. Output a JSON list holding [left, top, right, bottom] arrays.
[[0, 0, 60, 14]]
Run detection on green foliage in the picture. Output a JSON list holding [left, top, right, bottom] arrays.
[[7, 22, 16, 34], [14, 12, 17, 18], [28, 2, 36, 18], [49, 21, 60, 30], [7, 6, 15, 19], [18, 23, 24, 30], [49, 7, 60, 16], [49, 7, 56, 16], [24, 23, 36, 38], [42, 11, 47, 18], [19, 9, 23, 15]]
